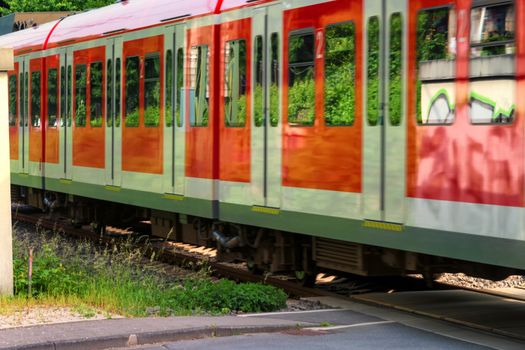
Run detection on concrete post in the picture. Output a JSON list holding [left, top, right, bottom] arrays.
[[0, 48, 14, 296]]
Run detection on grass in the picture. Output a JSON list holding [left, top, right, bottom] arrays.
[[3, 226, 287, 317]]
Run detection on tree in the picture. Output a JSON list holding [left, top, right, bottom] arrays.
[[0, 0, 116, 14]]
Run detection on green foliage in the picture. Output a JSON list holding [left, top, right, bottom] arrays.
[[288, 70, 314, 126], [125, 109, 139, 127], [8, 75, 16, 125], [389, 13, 403, 126], [367, 17, 380, 126], [145, 106, 160, 127], [252, 84, 279, 127], [324, 22, 355, 126], [11, 230, 288, 316], [0, 0, 115, 14]]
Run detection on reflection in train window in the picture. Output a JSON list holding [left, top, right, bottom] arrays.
[[31, 71, 41, 127], [115, 58, 121, 127], [19, 72, 24, 127], [254, 35, 263, 127], [190, 45, 209, 127], [166, 49, 173, 127], [324, 22, 355, 126], [389, 13, 403, 126], [470, 91, 514, 124], [90, 62, 103, 127], [75, 64, 87, 127], [224, 39, 247, 127], [288, 30, 314, 126], [24, 72, 29, 127], [47, 68, 58, 127], [416, 7, 456, 125], [107, 59, 113, 126], [270, 32, 280, 127], [8, 75, 17, 126], [125, 56, 140, 127], [471, 2, 514, 57], [176, 48, 184, 127], [367, 16, 380, 126], [61, 66, 66, 127], [144, 53, 160, 127]]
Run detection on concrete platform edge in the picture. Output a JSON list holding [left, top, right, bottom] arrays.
[[1, 324, 306, 350]]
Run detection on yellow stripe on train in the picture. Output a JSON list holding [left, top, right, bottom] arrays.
[[252, 206, 280, 215], [362, 220, 404, 232]]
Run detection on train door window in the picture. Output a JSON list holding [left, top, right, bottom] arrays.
[[75, 64, 87, 127], [417, 7, 456, 125], [67, 66, 72, 126], [31, 71, 41, 127], [60, 66, 66, 127], [125, 56, 140, 127], [270, 32, 280, 127], [176, 48, 184, 127], [287, 30, 315, 126], [144, 53, 160, 127], [367, 17, 380, 126], [254, 35, 263, 127], [8, 75, 17, 126], [90, 62, 103, 127], [324, 22, 355, 126], [389, 13, 403, 126], [19, 72, 23, 127], [24, 72, 29, 127], [47, 68, 58, 127], [224, 39, 247, 127], [166, 49, 173, 127], [115, 58, 121, 127], [107, 59, 113, 126], [470, 1, 515, 124], [190, 45, 209, 127]]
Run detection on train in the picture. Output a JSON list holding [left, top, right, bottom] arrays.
[[2, 0, 524, 282]]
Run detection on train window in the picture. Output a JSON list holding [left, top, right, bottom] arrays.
[[125, 56, 140, 127], [75, 64, 87, 127], [389, 13, 403, 126], [270, 32, 279, 127], [24, 72, 28, 127], [367, 17, 380, 126], [176, 48, 183, 127], [31, 71, 41, 127], [225, 39, 247, 127], [287, 30, 315, 126], [107, 59, 113, 126], [471, 2, 514, 57], [19, 72, 24, 127], [60, 66, 66, 127], [8, 75, 17, 126], [254, 35, 263, 127], [115, 58, 121, 127], [67, 66, 72, 127], [324, 22, 355, 126], [47, 68, 58, 127], [190, 45, 209, 127], [416, 7, 456, 125], [470, 1, 515, 124], [90, 62, 103, 127], [166, 49, 173, 127], [144, 53, 161, 127]]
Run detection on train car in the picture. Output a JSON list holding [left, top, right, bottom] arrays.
[[2, 0, 524, 282]]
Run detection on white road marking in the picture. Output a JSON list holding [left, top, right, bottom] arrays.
[[306, 321, 395, 331], [238, 309, 349, 317]]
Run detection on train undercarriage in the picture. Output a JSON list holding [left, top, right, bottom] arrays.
[[11, 185, 521, 285]]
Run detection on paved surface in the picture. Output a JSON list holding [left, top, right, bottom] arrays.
[[3, 292, 525, 350], [120, 322, 492, 350], [354, 290, 525, 341], [0, 316, 313, 350]]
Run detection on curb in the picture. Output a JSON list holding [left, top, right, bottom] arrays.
[[2, 324, 303, 350]]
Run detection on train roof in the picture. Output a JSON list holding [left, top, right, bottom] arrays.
[[0, 0, 270, 53]]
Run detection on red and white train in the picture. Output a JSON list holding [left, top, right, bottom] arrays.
[[2, 0, 523, 280]]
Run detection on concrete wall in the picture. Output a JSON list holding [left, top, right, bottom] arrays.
[[0, 48, 13, 296]]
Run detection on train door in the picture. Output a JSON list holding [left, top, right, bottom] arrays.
[[59, 48, 73, 181], [363, 0, 407, 223], [18, 56, 30, 175], [105, 37, 123, 187], [163, 24, 186, 195], [251, 4, 282, 208]]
